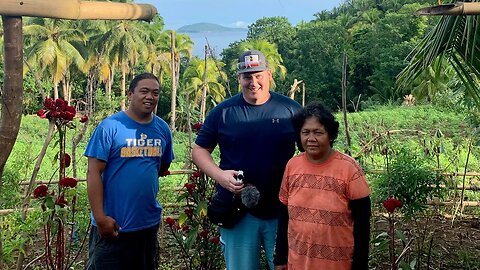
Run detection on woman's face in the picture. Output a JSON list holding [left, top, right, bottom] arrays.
[[300, 116, 332, 163]]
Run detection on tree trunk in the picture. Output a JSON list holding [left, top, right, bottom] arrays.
[[54, 82, 59, 99], [107, 65, 114, 101], [121, 62, 126, 111], [301, 82, 305, 106], [200, 45, 208, 122], [62, 77, 68, 101], [341, 52, 352, 155], [184, 91, 193, 169], [72, 71, 96, 178], [0, 16, 23, 269], [170, 31, 177, 131]]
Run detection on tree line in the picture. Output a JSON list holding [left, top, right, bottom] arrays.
[[0, 0, 478, 132]]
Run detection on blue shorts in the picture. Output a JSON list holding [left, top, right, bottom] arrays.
[[86, 224, 159, 270], [220, 213, 278, 270]]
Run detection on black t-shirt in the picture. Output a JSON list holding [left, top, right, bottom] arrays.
[[196, 92, 301, 219]]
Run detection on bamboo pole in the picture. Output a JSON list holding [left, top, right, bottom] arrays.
[[416, 2, 480, 16], [427, 201, 480, 207], [18, 169, 197, 185], [0, 0, 156, 21], [365, 169, 480, 177], [0, 208, 36, 215]]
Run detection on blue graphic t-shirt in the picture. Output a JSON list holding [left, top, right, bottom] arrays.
[[84, 111, 174, 232]]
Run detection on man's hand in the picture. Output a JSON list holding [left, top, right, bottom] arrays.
[[95, 215, 120, 239], [215, 170, 244, 194], [274, 265, 287, 270]]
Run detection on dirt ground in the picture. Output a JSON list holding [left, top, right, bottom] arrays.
[[9, 214, 480, 270], [370, 214, 480, 270]]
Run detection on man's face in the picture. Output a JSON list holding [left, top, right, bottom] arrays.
[[128, 78, 160, 118], [238, 70, 272, 105]]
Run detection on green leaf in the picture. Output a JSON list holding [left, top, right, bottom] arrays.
[[185, 225, 199, 250], [395, 229, 408, 242], [178, 212, 188, 226], [197, 200, 208, 219], [45, 196, 55, 209]]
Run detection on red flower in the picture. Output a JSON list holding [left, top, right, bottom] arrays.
[[43, 98, 56, 110], [199, 229, 209, 238], [181, 225, 191, 232], [80, 115, 89, 123], [59, 177, 77, 188], [50, 111, 61, 118], [33, 185, 48, 198], [55, 98, 66, 111], [184, 208, 194, 218], [192, 122, 202, 132], [192, 171, 202, 178], [209, 237, 220, 244], [165, 217, 176, 227], [184, 183, 196, 194], [60, 153, 71, 169], [383, 198, 402, 213], [55, 195, 68, 207], [65, 105, 76, 114], [61, 111, 75, 121], [37, 109, 47, 118]]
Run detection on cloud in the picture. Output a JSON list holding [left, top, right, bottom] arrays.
[[231, 21, 249, 29]]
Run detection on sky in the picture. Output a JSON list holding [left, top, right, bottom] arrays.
[[143, 0, 345, 30]]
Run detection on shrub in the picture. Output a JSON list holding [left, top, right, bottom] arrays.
[[371, 147, 447, 218]]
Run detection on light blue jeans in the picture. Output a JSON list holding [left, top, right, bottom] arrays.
[[220, 213, 278, 270]]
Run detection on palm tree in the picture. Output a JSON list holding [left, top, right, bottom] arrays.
[[23, 18, 86, 100], [411, 58, 455, 102], [183, 56, 227, 121], [100, 20, 150, 110], [145, 18, 172, 85], [158, 30, 193, 130], [397, 5, 480, 104]]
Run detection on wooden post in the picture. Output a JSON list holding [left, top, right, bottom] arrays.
[[341, 52, 352, 154], [302, 81, 305, 106], [0, 16, 23, 269], [416, 2, 480, 16], [200, 45, 208, 122], [0, 0, 156, 21], [170, 31, 177, 131]]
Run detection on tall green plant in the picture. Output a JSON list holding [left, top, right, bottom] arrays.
[[372, 147, 447, 218]]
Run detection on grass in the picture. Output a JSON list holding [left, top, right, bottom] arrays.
[[1, 104, 480, 269]]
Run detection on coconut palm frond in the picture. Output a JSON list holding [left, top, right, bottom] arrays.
[[397, 6, 480, 104]]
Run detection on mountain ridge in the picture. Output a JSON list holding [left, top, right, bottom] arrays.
[[177, 22, 247, 33]]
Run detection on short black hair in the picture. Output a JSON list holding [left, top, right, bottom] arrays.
[[128, 73, 160, 93], [292, 101, 339, 147]]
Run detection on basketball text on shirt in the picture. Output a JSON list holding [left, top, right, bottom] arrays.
[[121, 133, 162, 157]]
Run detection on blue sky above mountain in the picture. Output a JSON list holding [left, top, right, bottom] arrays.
[[145, 0, 344, 30]]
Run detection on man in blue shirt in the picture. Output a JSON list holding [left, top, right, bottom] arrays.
[[85, 73, 174, 270], [192, 50, 301, 270]]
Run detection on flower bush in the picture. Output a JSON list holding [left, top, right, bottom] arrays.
[[31, 98, 88, 269], [164, 169, 223, 269]]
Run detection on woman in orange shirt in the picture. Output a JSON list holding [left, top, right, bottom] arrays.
[[274, 101, 371, 270]]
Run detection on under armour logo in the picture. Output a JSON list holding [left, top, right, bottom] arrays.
[[272, 118, 280, 123]]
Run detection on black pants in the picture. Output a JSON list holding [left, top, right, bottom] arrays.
[[86, 224, 160, 270]]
